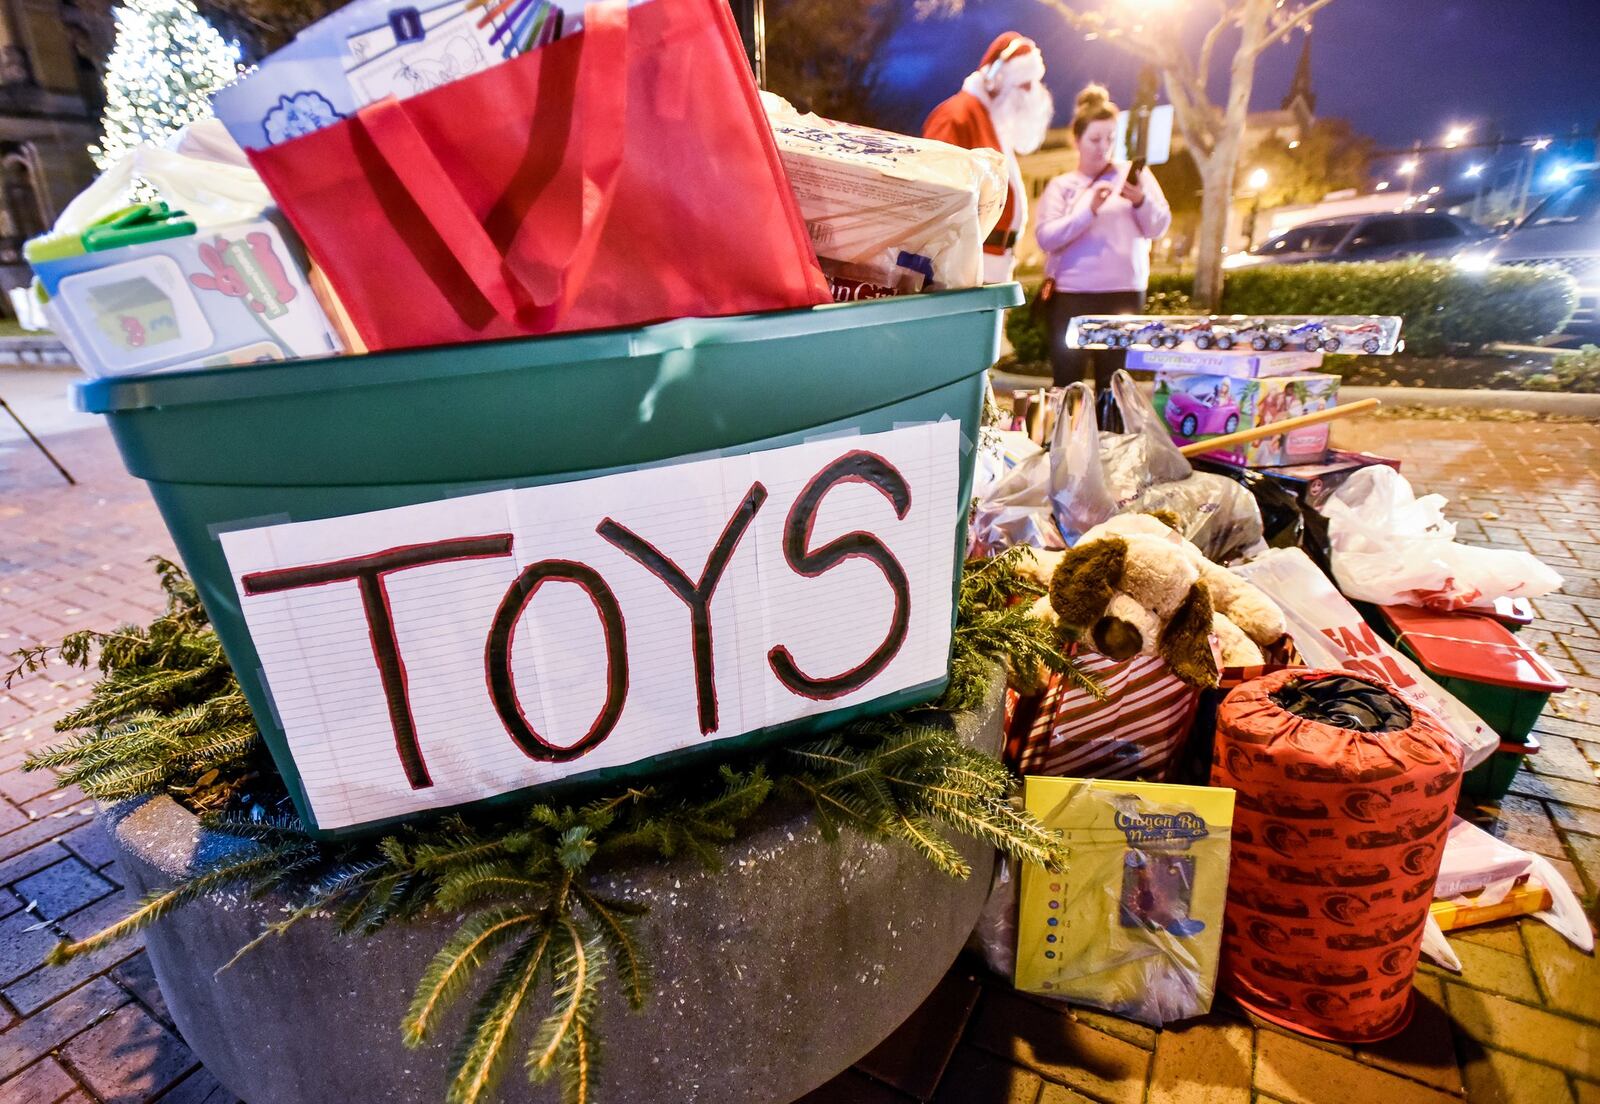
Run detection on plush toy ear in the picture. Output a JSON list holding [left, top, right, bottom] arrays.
[[1050, 538, 1126, 631], [1160, 583, 1219, 688], [1147, 508, 1184, 533]]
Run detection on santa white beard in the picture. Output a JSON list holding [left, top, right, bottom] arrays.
[[990, 81, 1054, 156]]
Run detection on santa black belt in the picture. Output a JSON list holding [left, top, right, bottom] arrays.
[[985, 229, 1019, 250]]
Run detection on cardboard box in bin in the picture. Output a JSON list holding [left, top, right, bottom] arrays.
[[1153, 371, 1340, 468], [74, 286, 1020, 837]]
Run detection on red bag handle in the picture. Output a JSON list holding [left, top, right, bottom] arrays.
[[351, 1, 629, 324]]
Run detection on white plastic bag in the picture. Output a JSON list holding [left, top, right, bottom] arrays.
[[54, 120, 270, 235], [1322, 466, 1563, 609], [1233, 548, 1498, 769], [761, 92, 1006, 292], [1421, 817, 1593, 965], [1050, 374, 1263, 560]]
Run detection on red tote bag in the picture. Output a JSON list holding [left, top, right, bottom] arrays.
[[248, 0, 830, 351]]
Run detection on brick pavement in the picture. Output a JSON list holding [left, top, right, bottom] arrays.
[[2, 415, 1599, 1104]]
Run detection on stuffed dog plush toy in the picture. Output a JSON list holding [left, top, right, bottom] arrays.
[[1035, 513, 1288, 687]]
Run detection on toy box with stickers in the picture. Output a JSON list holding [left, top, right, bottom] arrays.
[[27, 204, 343, 378]]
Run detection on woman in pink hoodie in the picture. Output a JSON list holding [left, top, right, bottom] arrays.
[[1036, 84, 1172, 387]]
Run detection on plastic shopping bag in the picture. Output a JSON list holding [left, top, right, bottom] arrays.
[[970, 429, 1065, 555], [1051, 373, 1263, 560], [55, 120, 271, 234], [1321, 466, 1563, 609], [1421, 817, 1593, 963], [1232, 548, 1497, 769]]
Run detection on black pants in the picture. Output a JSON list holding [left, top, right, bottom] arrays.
[[1045, 289, 1147, 389]]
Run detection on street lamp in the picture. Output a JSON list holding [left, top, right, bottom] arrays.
[[1464, 163, 1484, 178], [1375, 180, 1390, 191], [1244, 168, 1268, 249], [1444, 125, 1469, 149], [1532, 137, 1552, 152], [1398, 158, 1419, 176]]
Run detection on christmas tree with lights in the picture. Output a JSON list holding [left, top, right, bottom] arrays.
[[90, 0, 242, 171]]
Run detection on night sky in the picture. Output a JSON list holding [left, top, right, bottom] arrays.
[[880, 0, 1600, 187]]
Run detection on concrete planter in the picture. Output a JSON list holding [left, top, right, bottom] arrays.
[[103, 676, 1004, 1104]]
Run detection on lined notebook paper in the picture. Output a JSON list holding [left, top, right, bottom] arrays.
[[219, 422, 961, 830]]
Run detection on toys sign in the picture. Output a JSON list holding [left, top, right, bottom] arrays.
[[220, 423, 961, 831]]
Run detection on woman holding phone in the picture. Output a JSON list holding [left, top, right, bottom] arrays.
[[1035, 84, 1172, 387]]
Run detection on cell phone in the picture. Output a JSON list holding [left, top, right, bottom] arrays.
[[1129, 157, 1147, 182]]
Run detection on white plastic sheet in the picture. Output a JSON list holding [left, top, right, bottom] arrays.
[[1322, 466, 1563, 610], [1421, 817, 1593, 966], [1233, 548, 1497, 769]]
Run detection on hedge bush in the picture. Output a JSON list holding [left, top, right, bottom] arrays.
[[1008, 260, 1578, 360], [1525, 344, 1600, 392]]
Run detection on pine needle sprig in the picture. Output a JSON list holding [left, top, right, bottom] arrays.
[[447, 922, 558, 1104], [45, 839, 316, 965]]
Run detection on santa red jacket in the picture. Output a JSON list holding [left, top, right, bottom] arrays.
[[922, 91, 1018, 255]]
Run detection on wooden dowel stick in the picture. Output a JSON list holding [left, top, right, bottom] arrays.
[[1177, 398, 1380, 457]]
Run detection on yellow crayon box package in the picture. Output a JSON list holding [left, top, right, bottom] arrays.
[[1017, 777, 1235, 1026]]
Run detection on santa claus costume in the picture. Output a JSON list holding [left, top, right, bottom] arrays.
[[922, 32, 1054, 284]]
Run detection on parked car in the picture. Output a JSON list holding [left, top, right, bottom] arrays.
[[1223, 212, 1491, 269], [1472, 170, 1600, 334]]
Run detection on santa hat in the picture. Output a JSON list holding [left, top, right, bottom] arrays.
[[979, 32, 1045, 88]]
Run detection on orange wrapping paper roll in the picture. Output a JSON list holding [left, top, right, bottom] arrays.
[[1212, 668, 1462, 1042]]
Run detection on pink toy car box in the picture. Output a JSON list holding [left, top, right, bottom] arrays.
[[1153, 370, 1339, 467]]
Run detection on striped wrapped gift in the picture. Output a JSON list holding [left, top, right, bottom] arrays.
[[1013, 652, 1202, 781]]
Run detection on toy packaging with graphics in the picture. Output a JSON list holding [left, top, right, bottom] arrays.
[[1154, 370, 1341, 468], [1015, 777, 1235, 1026]]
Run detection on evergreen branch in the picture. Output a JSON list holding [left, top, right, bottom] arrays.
[[56, 665, 225, 731], [889, 814, 971, 879], [23, 724, 148, 771], [45, 841, 315, 964], [575, 887, 649, 1010], [171, 722, 259, 766], [447, 923, 556, 1104], [60, 759, 175, 801], [410, 826, 538, 872], [432, 862, 548, 913], [406, 905, 544, 1047], [527, 918, 603, 1092]]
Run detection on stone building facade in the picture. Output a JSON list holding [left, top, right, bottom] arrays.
[[0, 0, 114, 299]]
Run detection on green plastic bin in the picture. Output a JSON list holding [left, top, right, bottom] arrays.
[[1379, 605, 1566, 744], [78, 286, 1022, 837], [1460, 733, 1540, 800]]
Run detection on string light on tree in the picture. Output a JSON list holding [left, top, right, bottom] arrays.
[[90, 0, 242, 171]]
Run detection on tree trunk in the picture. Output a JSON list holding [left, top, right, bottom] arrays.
[[1193, 161, 1232, 310], [1193, 0, 1273, 311]]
